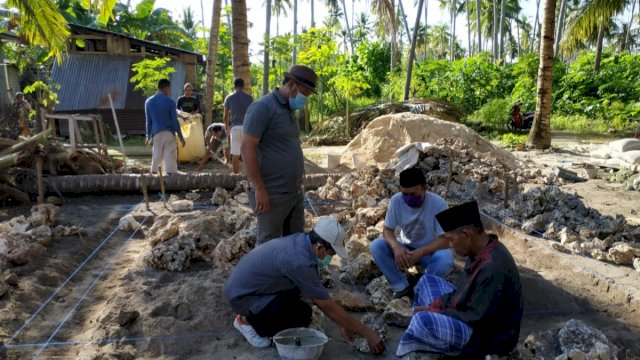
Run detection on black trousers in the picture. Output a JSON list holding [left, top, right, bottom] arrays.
[[246, 290, 312, 338]]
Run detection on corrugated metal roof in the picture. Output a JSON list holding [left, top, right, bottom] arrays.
[[53, 54, 191, 112], [52, 53, 133, 111], [0, 63, 21, 107]]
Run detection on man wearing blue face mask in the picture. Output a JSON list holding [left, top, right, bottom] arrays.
[[224, 217, 385, 353], [370, 167, 453, 299], [241, 65, 318, 245]]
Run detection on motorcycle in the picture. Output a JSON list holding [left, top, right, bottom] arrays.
[[509, 102, 534, 131]]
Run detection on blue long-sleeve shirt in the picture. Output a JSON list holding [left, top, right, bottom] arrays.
[[145, 92, 184, 141]]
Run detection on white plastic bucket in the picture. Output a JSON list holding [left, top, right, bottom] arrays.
[[351, 154, 365, 169], [326, 153, 341, 169], [273, 327, 328, 360]]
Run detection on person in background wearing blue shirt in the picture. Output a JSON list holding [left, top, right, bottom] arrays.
[[145, 79, 185, 174], [370, 167, 453, 299]]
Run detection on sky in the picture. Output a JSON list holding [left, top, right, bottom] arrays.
[[133, 0, 540, 60]]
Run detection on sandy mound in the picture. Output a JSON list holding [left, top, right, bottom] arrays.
[[342, 113, 519, 169]]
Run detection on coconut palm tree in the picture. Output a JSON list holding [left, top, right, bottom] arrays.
[[439, 0, 460, 61], [4, 0, 70, 61], [560, 0, 629, 72], [231, 0, 252, 94], [180, 6, 198, 39], [528, 0, 557, 149], [263, 0, 272, 95], [371, 0, 398, 69], [405, 0, 425, 100], [204, 0, 222, 126], [429, 23, 452, 58], [292, 0, 298, 63], [339, 0, 354, 53], [398, 0, 413, 45]]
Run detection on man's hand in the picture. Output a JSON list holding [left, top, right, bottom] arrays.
[[392, 246, 411, 270], [180, 138, 186, 148], [363, 329, 385, 354], [340, 327, 355, 343], [254, 187, 270, 213], [145, 138, 152, 146], [405, 248, 425, 268]]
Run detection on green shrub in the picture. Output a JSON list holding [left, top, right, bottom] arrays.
[[499, 133, 528, 150], [468, 98, 512, 131]]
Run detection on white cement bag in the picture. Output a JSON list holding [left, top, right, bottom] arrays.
[[608, 138, 640, 153], [589, 146, 611, 159], [620, 150, 640, 165]]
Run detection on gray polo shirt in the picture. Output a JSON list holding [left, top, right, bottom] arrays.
[[243, 89, 303, 194], [224, 232, 330, 316], [224, 91, 253, 128]]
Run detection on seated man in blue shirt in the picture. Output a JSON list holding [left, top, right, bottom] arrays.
[[224, 217, 385, 353], [370, 167, 453, 298]]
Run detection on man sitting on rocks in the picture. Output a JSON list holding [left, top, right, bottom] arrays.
[[397, 201, 523, 358], [224, 217, 385, 353], [370, 167, 453, 299]]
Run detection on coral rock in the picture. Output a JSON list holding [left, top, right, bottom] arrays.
[[608, 243, 636, 265], [339, 253, 381, 285], [118, 215, 141, 232], [382, 297, 412, 327], [333, 290, 372, 311], [211, 188, 229, 206]]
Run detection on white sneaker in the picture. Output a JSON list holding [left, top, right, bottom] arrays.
[[233, 315, 271, 348]]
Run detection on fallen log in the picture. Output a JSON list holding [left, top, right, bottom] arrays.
[[0, 129, 51, 157], [44, 173, 336, 194]]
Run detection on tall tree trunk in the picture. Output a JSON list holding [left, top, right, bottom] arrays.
[[492, 0, 498, 59], [311, 0, 315, 27], [263, 0, 272, 96], [405, 0, 426, 100], [200, 0, 206, 37], [594, 20, 605, 73], [292, 0, 298, 63], [623, 0, 636, 52], [466, 0, 471, 55], [232, 0, 252, 95], [531, 0, 541, 52], [516, 19, 521, 56], [450, 8, 456, 61], [554, 0, 567, 55], [390, 0, 397, 70], [204, 0, 222, 127], [528, 0, 557, 149], [476, 0, 482, 52], [340, 0, 355, 53], [499, 0, 506, 60], [424, 0, 429, 59], [398, 0, 412, 46]]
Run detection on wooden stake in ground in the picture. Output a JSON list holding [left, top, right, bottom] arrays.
[[107, 93, 127, 170], [503, 173, 510, 209], [141, 171, 149, 210], [444, 151, 453, 200], [36, 155, 45, 204], [158, 166, 167, 208]]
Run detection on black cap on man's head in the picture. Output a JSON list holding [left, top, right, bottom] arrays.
[[157, 79, 171, 90], [399, 167, 426, 188], [435, 201, 484, 232], [284, 65, 318, 93]]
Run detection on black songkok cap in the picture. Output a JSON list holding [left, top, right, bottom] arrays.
[[399, 167, 426, 188], [436, 200, 484, 232]]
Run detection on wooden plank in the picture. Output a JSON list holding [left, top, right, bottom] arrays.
[[69, 116, 76, 149]]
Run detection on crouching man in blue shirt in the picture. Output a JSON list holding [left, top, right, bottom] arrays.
[[370, 167, 453, 299], [224, 217, 385, 353], [145, 79, 185, 174]]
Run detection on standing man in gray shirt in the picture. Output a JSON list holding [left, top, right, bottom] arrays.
[[241, 65, 317, 244], [224, 78, 253, 174]]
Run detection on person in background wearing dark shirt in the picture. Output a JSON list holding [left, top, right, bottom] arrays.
[[397, 200, 523, 358], [176, 83, 200, 114]]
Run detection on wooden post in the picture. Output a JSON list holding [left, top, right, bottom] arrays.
[[35, 156, 45, 204], [69, 116, 76, 149], [107, 93, 127, 169], [141, 171, 149, 210], [97, 115, 108, 156], [503, 173, 510, 208], [444, 152, 453, 200], [159, 166, 167, 208]]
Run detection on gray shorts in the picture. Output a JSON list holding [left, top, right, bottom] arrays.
[[248, 187, 305, 245]]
